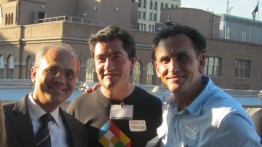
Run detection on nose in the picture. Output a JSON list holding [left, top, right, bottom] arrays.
[[104, 58, 114, 70], [168, 58, 179, 73], [53, 71, 66, 83]]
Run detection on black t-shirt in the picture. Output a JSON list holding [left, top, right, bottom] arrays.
[[67, 86, 162, 147]]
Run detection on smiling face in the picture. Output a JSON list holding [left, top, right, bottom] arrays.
[[154, 34, 205, 95], [94, 39, 136, 92], [31, 48, 79, 111]]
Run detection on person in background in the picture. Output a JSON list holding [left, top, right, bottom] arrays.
[[149, 24, 261, 146], [0, 101, 7, 147], [252, 108, 262, 144], [67, 25, 162, 147], [3, 44, 88, 147]]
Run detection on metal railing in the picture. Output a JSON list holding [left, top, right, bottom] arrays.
[[38, 16, 139, 31]]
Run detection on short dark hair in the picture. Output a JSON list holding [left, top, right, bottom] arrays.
[[89, 25, 136, 59], [152, 25, 206, 61]]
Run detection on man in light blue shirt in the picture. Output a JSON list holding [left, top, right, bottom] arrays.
[[150, 25, 261, 147]]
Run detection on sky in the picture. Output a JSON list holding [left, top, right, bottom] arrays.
[[182, 0, 261, 20]]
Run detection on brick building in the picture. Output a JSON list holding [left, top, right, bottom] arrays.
[[0, 0, 262, 90]]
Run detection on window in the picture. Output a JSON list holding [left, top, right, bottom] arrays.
[[139, 23, 143, 30], [154, 13, 157, 21], [149, 13, 152, 20], [7, 55, 14, 79], [26, 56, 33, 79], [150, 1, 153, 9], [11, 13, 13, 24], [154, 2, 158, 10], [152, 25, 155, 32], [5, 14, 7, 25], [86, 58, 95, 82], [242, 32, 246, 41], [165, 3, 168, 8], [146, 62, 154, 85], [204, 56, 221, 76], [161, 3, 163, 8], [0, 7, 2, 25], [132, 62, 141, 84], [0, 55, 4, 78], [143, 0, 146, 8], [143, 12, 146, 19], [226, 26, 231, 39], [138, 0, 141, 7], [235, 59, 251, 79], [138, 11, 141, 19]]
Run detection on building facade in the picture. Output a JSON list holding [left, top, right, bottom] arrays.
[[159, 8, 220, 38], [219, 14, 262, 45], [137, 0, 181, 32], [0, 0, 138, 29], [0, 0, 262, 90]]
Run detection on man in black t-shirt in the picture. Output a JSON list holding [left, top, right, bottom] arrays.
[[67, 26, 162, 147]]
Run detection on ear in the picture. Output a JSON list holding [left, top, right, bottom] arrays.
[[198, 53, 206, 73], [31, 66, 37, 83], [130, 57, 137, 71], [154, 61, 161, 77]]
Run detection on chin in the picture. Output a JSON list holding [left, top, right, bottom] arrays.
[[167, 85, 180, 92]]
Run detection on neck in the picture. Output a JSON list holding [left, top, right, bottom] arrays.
[[32, 95, 58, 113], [173, 78, 204, 111], [101, 83, 135, 101]]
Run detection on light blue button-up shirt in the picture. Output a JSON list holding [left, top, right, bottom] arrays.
[[158, 76, 261, 147]]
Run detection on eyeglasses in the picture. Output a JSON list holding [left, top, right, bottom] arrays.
[[37, 66, 76, 80]]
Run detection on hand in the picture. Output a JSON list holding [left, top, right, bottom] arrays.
[[83, 83, 101, 94]]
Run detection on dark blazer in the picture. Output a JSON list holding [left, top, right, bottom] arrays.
[[3, 94, 88, 147]]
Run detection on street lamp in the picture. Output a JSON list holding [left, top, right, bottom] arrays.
[[229, 7, 234, 15]]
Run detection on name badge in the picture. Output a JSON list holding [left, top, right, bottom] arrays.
[[109, 105, 133, 120], [129, 120, 147, 132], [184, 124, 199, 140]]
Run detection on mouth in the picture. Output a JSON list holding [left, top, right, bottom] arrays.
[[103, 73, 117, 77], [167, 74, 185, 81], [48, 85, 68, 92]]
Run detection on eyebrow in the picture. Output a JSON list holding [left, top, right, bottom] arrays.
[[157, 54, 170, 61], [96, 51, 123, 57]]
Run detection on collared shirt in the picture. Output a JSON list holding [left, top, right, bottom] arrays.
[[157, 100, 174, 145], [27, 93, 69, 147], [159, 76, 261, 147]]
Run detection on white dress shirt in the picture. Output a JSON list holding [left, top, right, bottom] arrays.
[[27, 93, 69, 147]]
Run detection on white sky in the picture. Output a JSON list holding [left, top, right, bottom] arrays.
[[181, 0, 261, 20]]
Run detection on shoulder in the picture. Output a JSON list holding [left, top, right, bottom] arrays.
[[61, 109, 85, 127], [135, 86, 162, 104], [216, 111, 261, 145], [68, 91, 97, 107], [2, 102, 15, 118], [3, 102, 15, 111], [67, 91, 99, 116], [252, 108, 262, 120], [3, 96, 28, 115]]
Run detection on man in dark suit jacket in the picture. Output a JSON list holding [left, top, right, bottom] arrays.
[[0, 101, 7, 147], [3, 44, 87, 147]]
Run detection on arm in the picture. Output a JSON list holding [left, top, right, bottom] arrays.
[[214, 112, 261, 147], [83, 83, 101, 94]]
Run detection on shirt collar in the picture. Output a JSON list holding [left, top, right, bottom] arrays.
[[185, 76, 214, 115], [27, 93, 61, 127]]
